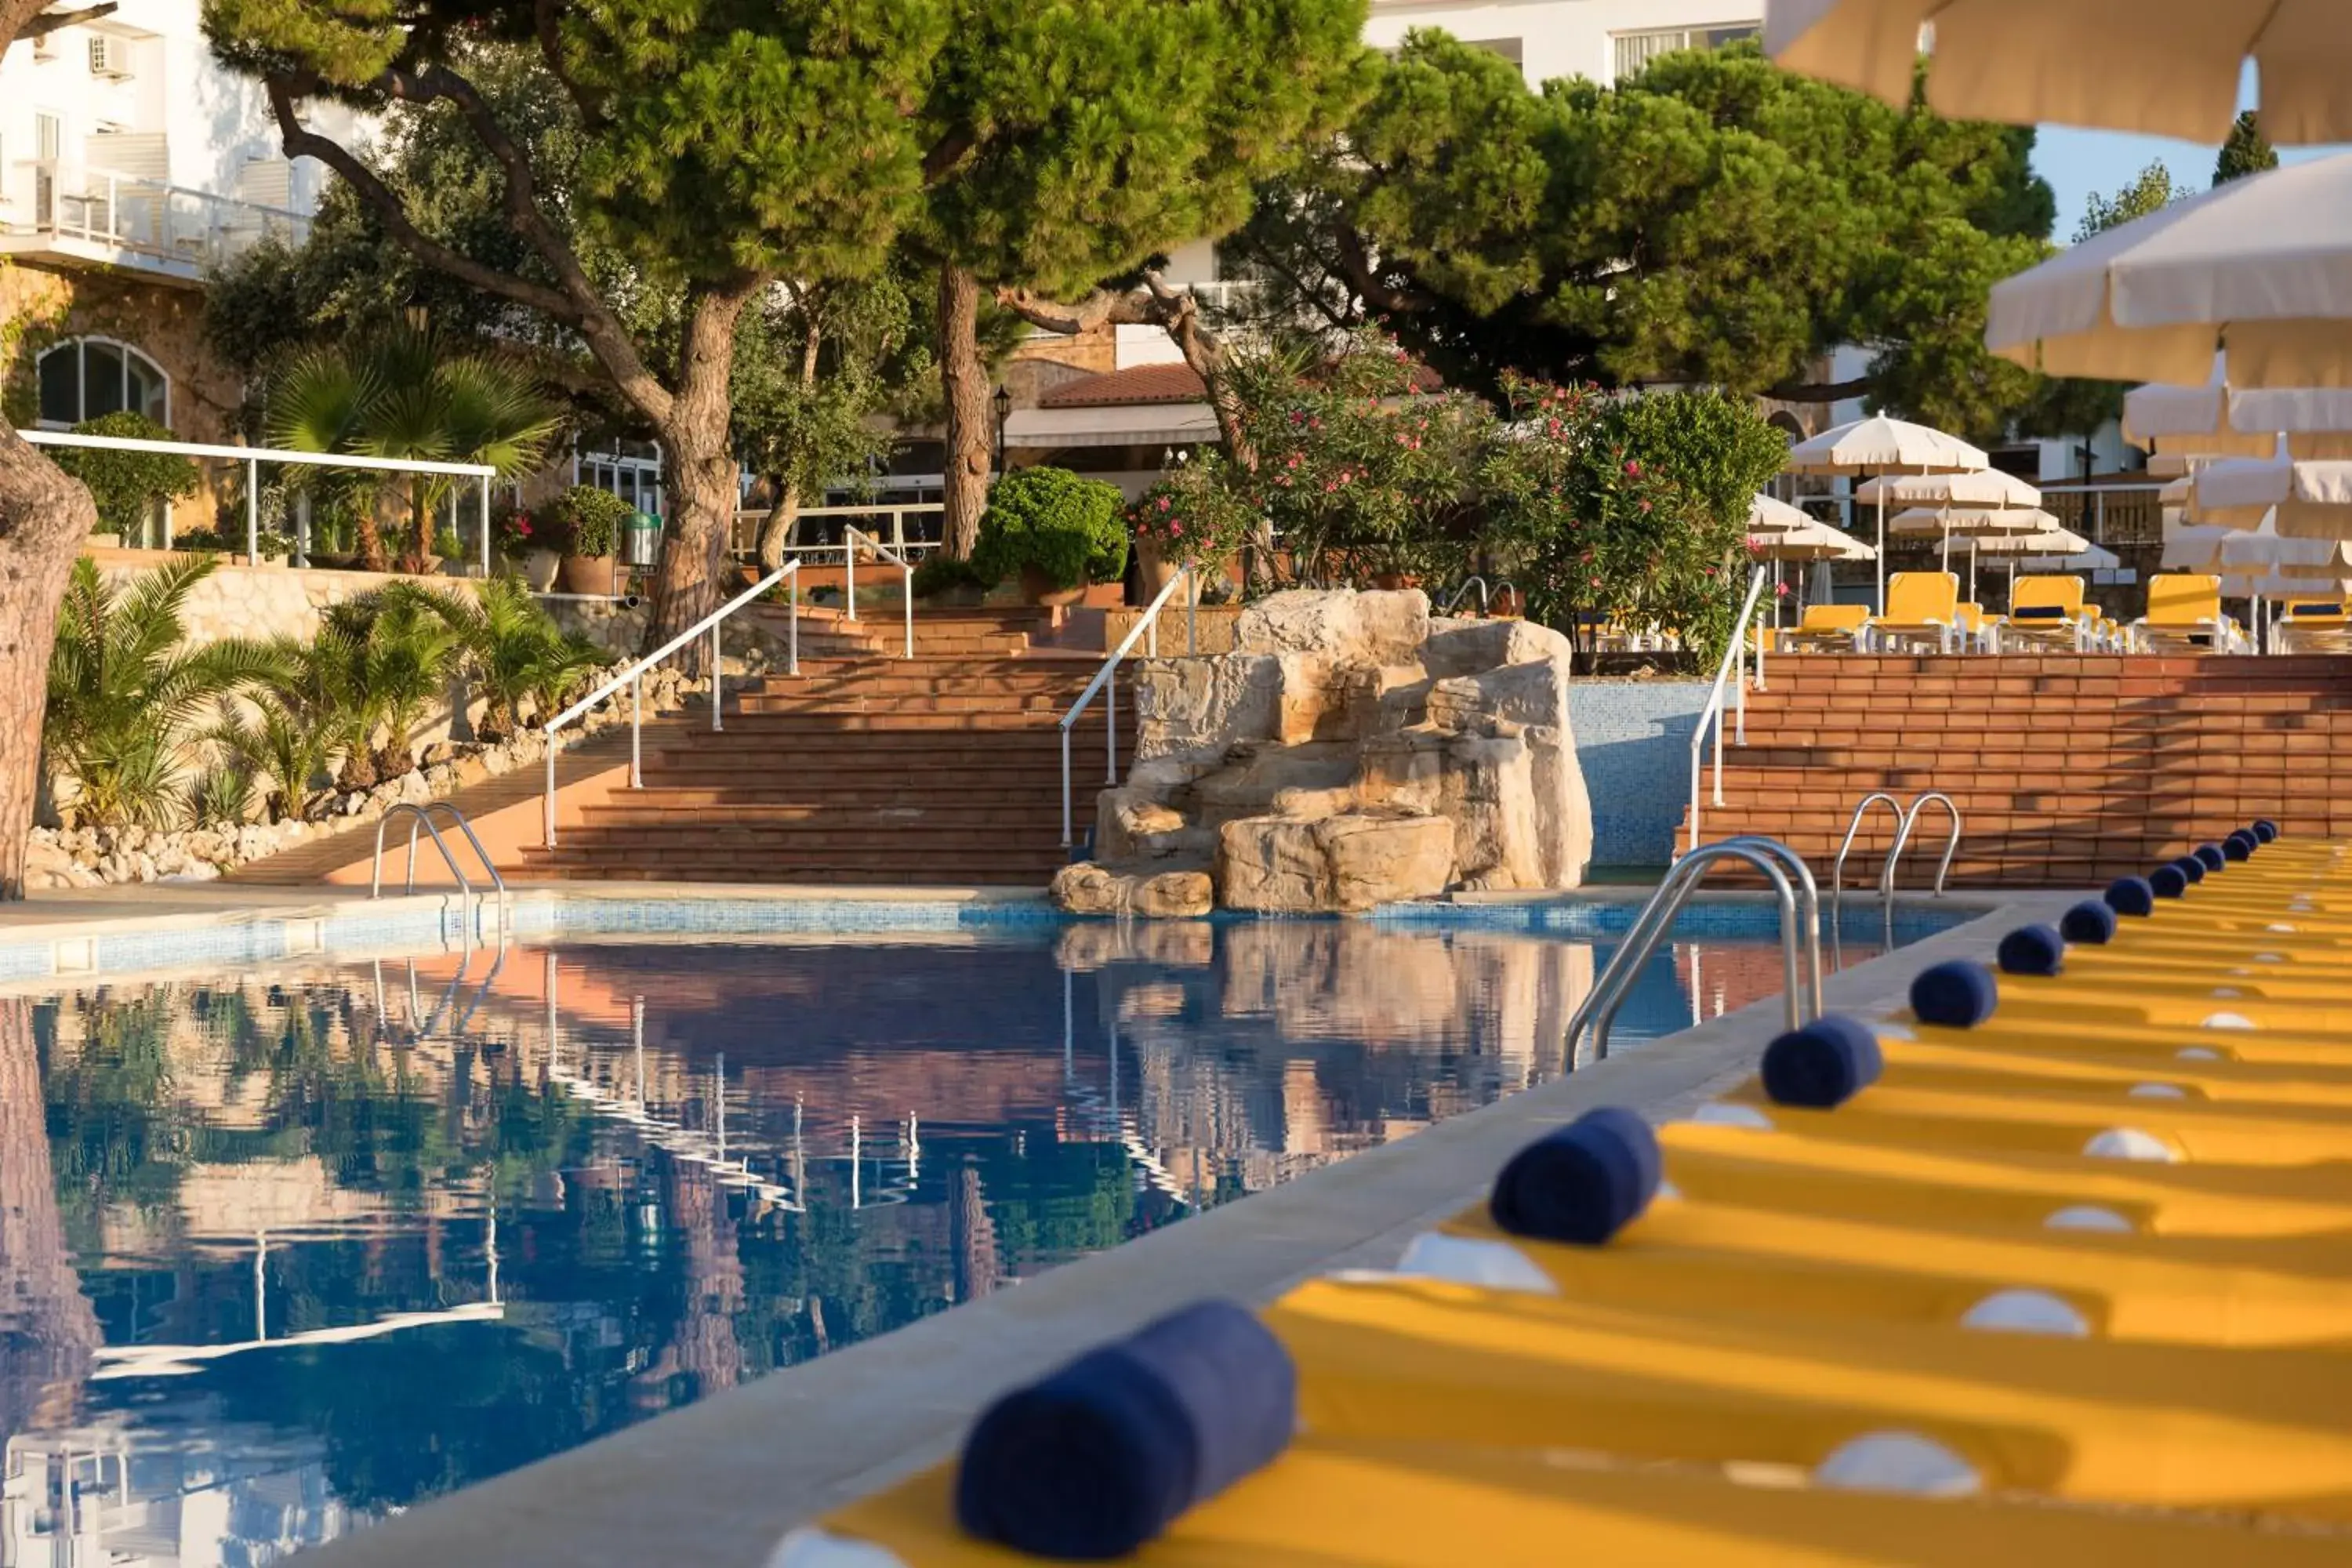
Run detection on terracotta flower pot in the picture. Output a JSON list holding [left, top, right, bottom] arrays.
[[1372, 572, 1421, 591], [1018, 564, 1087, 608], [1136, 537, 1182, 599], [559, 554, 619, 595]]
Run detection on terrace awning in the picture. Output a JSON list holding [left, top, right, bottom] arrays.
[[1002, 402, 1221, 451]]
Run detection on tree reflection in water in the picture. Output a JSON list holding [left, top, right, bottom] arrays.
[[0, 916, 1753, 1564]]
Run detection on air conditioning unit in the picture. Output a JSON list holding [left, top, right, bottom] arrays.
[[88, 35, 131, 80]]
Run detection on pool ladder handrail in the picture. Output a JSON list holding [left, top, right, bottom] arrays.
[[369, 801, 510, 950], [1564, 835, 1823, 1065], [1830, 789, 1963, 926]]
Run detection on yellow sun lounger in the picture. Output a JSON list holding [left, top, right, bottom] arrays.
[[1777, 601, 1867, 653], [1265, 1274, 2352, 1520], [2133, 572, 2248, 653], [1653, 1120, 2352, 1240], [1863, 572, 1961, 653], [2000, 574, 2089, 652], [796, 1431, 2352, 1568], [1423, 1192, 2352, 1348]]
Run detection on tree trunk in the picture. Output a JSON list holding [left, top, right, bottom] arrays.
[[754, 314, 821, 573], [0, 431, 97, 899], [400, 478, 431, 573], [0, 995, 100, 1434], [645, 286, 757, 673], [754, 478, 800, 574], [357, 488, 392, 573], [937, 263, 993, 561]]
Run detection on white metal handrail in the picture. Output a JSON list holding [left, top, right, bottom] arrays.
[[1685, 566, 1772, 856], [841, 525, 915, 658], [1059, 565, 1197, 847], [369, 801, 508, 951], [1830, 789, 1964, 927], [541, 561, 800, 847]]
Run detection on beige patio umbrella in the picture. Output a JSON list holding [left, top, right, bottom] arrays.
[[1747, 493, 1814, 534], [2019, 539, 2122, 575], [1985, 155, 2352, 388], [2125, 372, 2352, 461], [2161, 521, 2234, 572], [1784, 416, 1987, 612], [1893, 505, 2060, 600], [1860, 469, 2041, 570], [1958, 522, 2096, 612], [2219, 516, 2352, 578], [1763, 2, 2352, 144], [1749, 517, 1876, 562], [2190, 458, 2352, 538]]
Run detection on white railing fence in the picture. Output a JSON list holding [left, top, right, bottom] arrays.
[[8, 158, 311, 274], [1060, 567, 1198, 846], [1685, 566, 1772, 858], [541, 561, 800, 848]]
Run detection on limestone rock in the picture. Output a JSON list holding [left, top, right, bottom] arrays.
[[1134, 654, 1280, 760], [1216, 812, 1456, 914], [1236, 589, 1428, 666], [1048, 862, 1214, 918]]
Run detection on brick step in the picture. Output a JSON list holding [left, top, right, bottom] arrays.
[[733, 695, 1082, 718], [575, 801, 1065, 829], [634, 780, 1073, 804], [648, 730, 1124, 759]]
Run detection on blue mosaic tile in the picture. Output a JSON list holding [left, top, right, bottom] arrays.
[[92, 921, 292, 973]]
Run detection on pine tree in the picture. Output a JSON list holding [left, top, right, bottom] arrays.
[[2215, 111, 2279, 186]]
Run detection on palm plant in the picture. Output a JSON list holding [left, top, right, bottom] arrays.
[[45, 557, 278, 829], [318, 586, 466, 781], [207, 687, 336, 823], [267, 327, 563, 573], [426, 575, 614, 739]]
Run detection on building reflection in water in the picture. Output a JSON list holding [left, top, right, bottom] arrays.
[[1, 917, 1768, 1566]]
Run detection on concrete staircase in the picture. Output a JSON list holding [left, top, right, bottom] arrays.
[[514, 610, 1131, 886], [1686, 653, 2352, 888]]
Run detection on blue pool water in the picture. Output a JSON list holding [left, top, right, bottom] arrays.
[[2, 907, 1961, 1558]]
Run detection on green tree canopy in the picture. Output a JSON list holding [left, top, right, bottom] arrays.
[[1221, 34, 2067, 445], [2216, 112, 2280, 186], [2076, 161, 2177, 241]]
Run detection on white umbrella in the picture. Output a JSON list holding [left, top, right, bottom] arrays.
[[2191, 458, 2352, 537], [1784, 416, 1987, 612], [1905, 509, 2066, 598], [1750, 517, 1876, 562], [2219, 517, 2352, 578], [1747, 493, 1814, 533], [1853, 469, 2039, 510], [2019, 541, 2122, 575], [1956, 523, 2092, 604], [2161, 522, 2234, 572], [2125, 374, 2352, 461], [1763, 2, 2351, 144], [1987, 155, 2352, 389]]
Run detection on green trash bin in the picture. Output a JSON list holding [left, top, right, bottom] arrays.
[[622, 510, 663, 569]]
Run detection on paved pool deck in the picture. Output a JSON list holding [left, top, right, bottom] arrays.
[[165, 880, 2068, 1568]]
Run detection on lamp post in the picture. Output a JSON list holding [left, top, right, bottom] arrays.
[[992, 384, 1011, 477]]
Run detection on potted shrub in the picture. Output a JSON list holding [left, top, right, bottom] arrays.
[[1127, 472, 1247, 601], [495, 501, 561, 590], [972, 466, 1127, 607], [549, 485, 632, 595], [911, 552, 989, 606]]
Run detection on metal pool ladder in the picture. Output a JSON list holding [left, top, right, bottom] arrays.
[[1831, 790, 1962, 927], [1564, 835, 1823, 1067], [369, 801, 510, 951]]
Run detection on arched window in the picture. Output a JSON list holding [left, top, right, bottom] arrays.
[[37, 337, 169, 428]]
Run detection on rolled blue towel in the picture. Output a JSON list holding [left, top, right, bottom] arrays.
[[2150, 864, 2189, 900], [1761, 1014, 1883, 1108], [2103, 877, 2155, 917], [2060, 900, 2118, 944], [1912, 959, 1998, 1028], [2194, 844, 2227, 873], [2223, 833, 2255, 862], [956, 1300, 1296, 1559], [2254, 819, 2280, 843], [1490, 1106, 1661, 1245], [2172, 855, 2206, 885], [1997, 924, 2064, 977]]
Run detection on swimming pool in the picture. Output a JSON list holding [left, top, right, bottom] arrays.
[[4, 905, 1963, 1560]]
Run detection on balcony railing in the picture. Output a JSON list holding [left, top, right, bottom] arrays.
[[2, 160, 310, 278]]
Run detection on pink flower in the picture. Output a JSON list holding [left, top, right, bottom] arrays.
[[1157, 496, 1171, 510], [1774, 581, 1791, 597], [1588, 575, 1603, 587], [1170, 522, 1184, 537], [1624, 459, 1642, 477]]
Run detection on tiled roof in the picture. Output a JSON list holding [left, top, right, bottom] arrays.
[[1040, 364, 1209, 408]]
